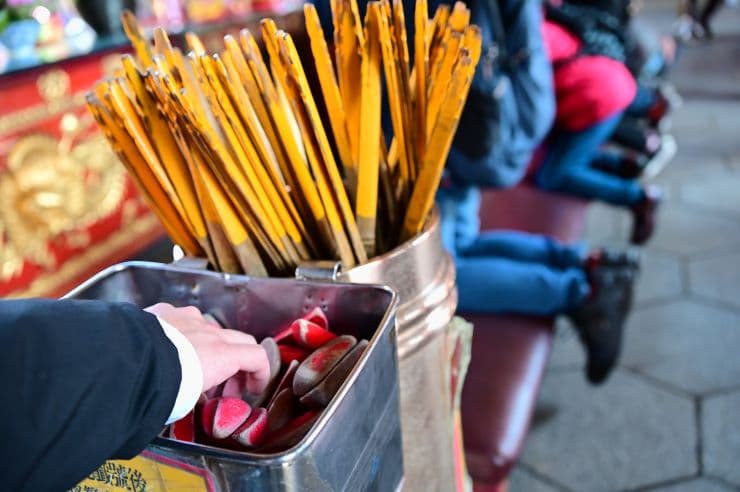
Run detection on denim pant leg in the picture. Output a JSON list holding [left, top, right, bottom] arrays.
[[436, 185, 482, 255], [591, 150, 626, 173], [627, 84, 659, 118], [437, 188, 461, 256], [537, 114, 644, 206], [456, 255, 590, 315], [460, 230, 586, 269]]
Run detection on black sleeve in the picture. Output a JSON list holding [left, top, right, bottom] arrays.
[[0, 299, 181, 492]]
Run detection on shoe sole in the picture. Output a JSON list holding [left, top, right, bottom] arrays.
[[642, 134, 678, 181], [660, 83, 684, 111]]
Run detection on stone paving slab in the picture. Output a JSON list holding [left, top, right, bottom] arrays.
[[520, 371, 696, 492], [635, 250, 684, 305], [654, 158, 732, 197], [548, 319, 584, 371], [584, 203, 628, 245], [689, 252, 740, 311], [646, 478, 737, 492], [672, 36, 740, 98], [508, 467, 563, 492], [647, 204, 740, 257], [702, 391, 740, 487], [680, 174, 740, 219], [622, 299, 740, 395]]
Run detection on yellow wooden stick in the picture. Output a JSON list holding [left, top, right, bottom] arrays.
[[391, 0, 415, 184], [186, 32, 207, 56], [186, 116, 286, 271], [429, 4, 451, 50], [107, 79, 190, 226], [376, 2, 409, 205], [332, 0, 364, 169], [275, 69, 354, 265], [426, 32, 462, 141], [220, 44, 313, 256], [449, 2, 471, 32], [232, 35, 319, 251], [356, 3, 383, 256], [259, 20, 338, 255], [157, 107, 220, 268], [87, 92, 201, 254], [208, 54, 307, 261], [232, 32, 297, 180], [190, 159, 242, 273], [278, 29, 368, 264], [184, 56, 284, 267], [221, 39, 281, 177], [192, 53, 294, 266], [414, 0, 429, 173], [304, 4, 354, 184], [152, 28, 182, 84], [121, 10, 154, 69], [189, 140, 269, 276], [272, 30, 360, 266], [122, 57, 210, 250], [401, 46, 480, 240]]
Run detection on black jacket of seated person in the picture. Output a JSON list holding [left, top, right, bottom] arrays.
[[0, 299, 180, 492]]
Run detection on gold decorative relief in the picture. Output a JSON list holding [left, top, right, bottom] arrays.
[[0, 67, 83, 135], [37, 69, 71, 102], [0, 113, 126, 282]]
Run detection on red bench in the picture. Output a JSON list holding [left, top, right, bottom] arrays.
[[460, 185, 588, 491]]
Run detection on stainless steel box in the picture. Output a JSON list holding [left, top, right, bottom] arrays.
[[64, 261, 403, 492]]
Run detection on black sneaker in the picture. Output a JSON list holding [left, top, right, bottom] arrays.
[[642, 135, 677, 180], [567, 263, 638, 384], [631, 185, 664, 245], [586, 248, 641, 271]]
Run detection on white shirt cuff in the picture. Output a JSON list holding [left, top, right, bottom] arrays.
[[157, 317, 204, 425]]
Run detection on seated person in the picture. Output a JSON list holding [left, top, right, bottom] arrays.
[[438, 0, 639, 384], [437, 185, 639, 384], [681, 0, 724, 39], [558, 0, 681, 182], [536, 0, 663, 245]]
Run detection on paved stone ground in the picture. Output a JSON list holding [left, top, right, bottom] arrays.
[[510, 3, 740, 491]]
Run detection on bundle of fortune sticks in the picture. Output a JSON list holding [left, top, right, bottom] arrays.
[[87, 1, 482, 276]]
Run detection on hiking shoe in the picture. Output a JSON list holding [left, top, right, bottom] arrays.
[[642, 134, 677, 180], [567, 264, 638, 384], [586, 248, 641, 271], [631, 185, 663, 245]]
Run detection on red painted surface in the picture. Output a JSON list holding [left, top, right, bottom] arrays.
[[0, 47, 163, 298]]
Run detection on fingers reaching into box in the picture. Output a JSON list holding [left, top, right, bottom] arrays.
[[145, 303, 270, 395], [164, 307, 370, 453]]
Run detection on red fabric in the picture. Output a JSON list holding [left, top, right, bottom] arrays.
[[543, 20, 637, 131]]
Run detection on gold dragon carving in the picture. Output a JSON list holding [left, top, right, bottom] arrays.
[[0, 66, 127, 283]]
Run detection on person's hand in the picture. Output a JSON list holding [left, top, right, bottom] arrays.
[[145, 303, 270, 395]]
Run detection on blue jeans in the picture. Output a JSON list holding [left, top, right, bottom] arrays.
[[437, 186, 590, 316], [537, 114, 644, 206], [627, 84, 659, 118]]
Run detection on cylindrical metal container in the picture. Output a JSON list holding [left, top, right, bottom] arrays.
[[339, 211, 458, 492], [64, 262, 403, 492]]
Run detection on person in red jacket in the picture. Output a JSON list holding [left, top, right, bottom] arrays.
[[536, 0, 663, 245]]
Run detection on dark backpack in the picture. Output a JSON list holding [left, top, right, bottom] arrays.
[[446, 0, 555, 189]]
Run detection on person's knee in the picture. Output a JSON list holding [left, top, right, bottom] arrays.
[[536, 165, 570, 191]]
